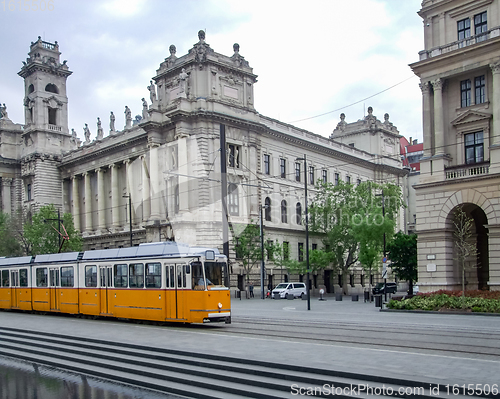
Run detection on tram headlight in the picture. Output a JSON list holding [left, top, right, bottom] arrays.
[[218, 302, 222, 309]]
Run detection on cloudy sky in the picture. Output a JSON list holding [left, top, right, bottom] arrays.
[[0, 0, 424, 143]]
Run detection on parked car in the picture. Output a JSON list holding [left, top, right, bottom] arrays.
[[372, 282, 397, 295], [272, 282, 307, 299]]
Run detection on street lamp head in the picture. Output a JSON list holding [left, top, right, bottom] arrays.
[[295, 157, 305, 162]]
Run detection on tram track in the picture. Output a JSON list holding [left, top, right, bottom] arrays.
[[0, 326, 494, 399], [219, 317, 500, 360]]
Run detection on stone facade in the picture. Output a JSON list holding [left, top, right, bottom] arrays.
[[410, 0, 500, 291], [0, 32, 408, 293]]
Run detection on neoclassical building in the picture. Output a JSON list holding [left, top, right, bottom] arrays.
[[0, 32, 407, 292], [410, 0, 500, 292]]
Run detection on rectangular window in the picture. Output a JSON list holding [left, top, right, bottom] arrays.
[[20, 269, 28, 287], [264, 154, 270, 175], [146, 262, 161, 288], [461, 79, 471, 107], [60, 266, 74, 287], [36, 268, 48, 287], [346, 175, 351, 184], [322, 170, 327, 184], [465, 131, 484, 164], [295, 162, 301, 182], [458, 18, 471, 41], [298, 243, 304, 262], [309, 166, 314, 185], [283, 241, 289, 261], [475, 75, 485, 105], [334, 173, 339, 186], [312, 243, 317, 251], [1, 270, 9, 287], [266, 240, 273, 260], [114, 264, 128, 287], [474, 11, 487, 41], [129, 263, 144, 288], [357, 179, 362, 186], [27, 184, 32, 201], [228, 144, 240, 168], [280, 158, 286, 178], [85, 265, 97, 287]]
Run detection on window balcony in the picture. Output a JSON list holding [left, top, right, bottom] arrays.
[[445, 161, 489, 180], [419, 27, 500, 61]]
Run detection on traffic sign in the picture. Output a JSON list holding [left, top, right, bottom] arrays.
[[382, 257, 387, 263]]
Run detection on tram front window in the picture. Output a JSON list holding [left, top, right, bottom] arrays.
[[204, 262, 223, 287]]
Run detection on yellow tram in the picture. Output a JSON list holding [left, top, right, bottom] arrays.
[[0, 242, 231, 324]]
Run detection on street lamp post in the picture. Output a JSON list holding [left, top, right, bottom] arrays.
[[123, 194, 132, 247], [296, 155, 311, 311]]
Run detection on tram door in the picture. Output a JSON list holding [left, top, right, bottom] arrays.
[[99, 266, 113, 315], [176, 264, 186, 320], [49, 268, 60, 311], [10, 270, 18, 308]]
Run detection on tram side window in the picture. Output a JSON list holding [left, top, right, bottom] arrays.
[[191, 261, 204, 290], [1, 270, 9, 287], [36, 268, 48, 287], [61, 267, 74, 287], [114, 264, 128, 288], [166, 265, 175, 288], [145, 263, 161, 288], [177, 265, 185, 288], [19, 269, 28, 287], [129, 263, 144, 288], [85, 265, 98, 287]]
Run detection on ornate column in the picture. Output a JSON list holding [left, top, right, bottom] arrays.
[[149, 145, 160, 220], [141, 155, 151, 221], [420, 81, 432, 157], [490, 62, 500, 147], [96, 168, 106, 230], [2, 178, 12, 215], [71, 176, 80, 232], [84, 172, 92, 231], [110, 164, 120, 227], [123, 159, 135, 225], [431, 78, 445, 155]]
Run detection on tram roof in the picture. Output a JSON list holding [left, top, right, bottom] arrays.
[[0, 256, 33, 266], [82, 242, 220, 261], [35, 252, 80, 263]]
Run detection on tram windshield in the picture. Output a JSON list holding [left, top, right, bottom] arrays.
[[191, 260, 226, 289], [204, 262, 223, 286]]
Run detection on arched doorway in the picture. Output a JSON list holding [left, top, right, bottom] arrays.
[[448, 203, 489, 290]]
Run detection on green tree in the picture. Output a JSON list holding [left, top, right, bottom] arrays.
[[23, 204, 82, 255], [233, 222, 261, 283], [0, 211, 23, 257], [310, 180, 403, 294], [268, 240, 290, 283], [386, 232, 417, 295]]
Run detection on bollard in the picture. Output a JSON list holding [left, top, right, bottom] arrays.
[[319, 288, 326, 301]]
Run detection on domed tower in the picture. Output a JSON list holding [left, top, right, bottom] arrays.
[[18, 37, 75, 214]]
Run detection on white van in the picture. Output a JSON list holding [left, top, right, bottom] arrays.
[[272, 282, 307, 299]]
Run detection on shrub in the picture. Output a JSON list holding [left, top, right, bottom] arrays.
[[387, 291, 500, 313]]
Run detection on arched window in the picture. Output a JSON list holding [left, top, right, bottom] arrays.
[[228, 184, 239, 216], [45, 83, 59, 94], [281, 200, 287, 223], [28, 84, 35, 94], [265, 197, 271, 221], [296, 202, 302, 225]]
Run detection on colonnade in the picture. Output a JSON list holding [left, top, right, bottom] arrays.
[[69, 150, 162, 233]]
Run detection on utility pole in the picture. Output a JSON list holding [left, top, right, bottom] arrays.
[[296, 154, 310, 311]]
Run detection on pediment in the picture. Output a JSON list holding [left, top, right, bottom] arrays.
[[451, 110, 492, 127]]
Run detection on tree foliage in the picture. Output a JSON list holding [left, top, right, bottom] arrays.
[[23, 204, 82, 255], [233, 222, 262, 282], [309, 180, 403, 294], [0, 211, 23, 257], [386, 232, 417, 294]]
